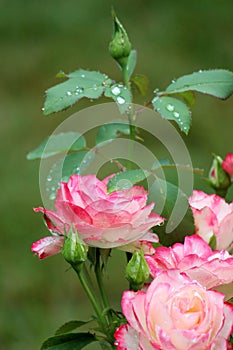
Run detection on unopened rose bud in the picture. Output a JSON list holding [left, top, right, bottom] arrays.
[[109, 12, 132, 69], [207, 154, 231, 195], [62, 228, 88, 269], [126, 250, 149, 291], [222, 153, 233, 177]]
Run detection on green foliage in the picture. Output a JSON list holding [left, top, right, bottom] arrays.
[[149, 180, 194, 245], [27, 132, 86, 160], [55, 321, 92, 336], [43, 70, 112, 115], [131, 74, 149, 96], [126, 50, 137, 79], [209, 234, 217, 250], [96, 122, 130, 145], [26, 9, 233, 350], [104, 84, 132, 113], [107, 169, 149, 193], [41, 333, 96, 350], [152, 96, 191, 134], [165, 69, 233, 99]]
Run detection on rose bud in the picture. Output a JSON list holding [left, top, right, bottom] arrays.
[[207, 154, 231, 195], [109, 12, 132, 69], [62, 228, 88, 270], [126, 250, 150, 291]]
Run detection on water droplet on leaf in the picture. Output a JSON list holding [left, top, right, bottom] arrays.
[[117, 96, 125, 104], [173, 111, 180, 118], [66, 91, 72, 96], [166, 104, 175, 112], [111, 86, 121, 96]]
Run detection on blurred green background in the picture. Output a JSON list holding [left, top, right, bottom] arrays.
[[1, 0, 233, 349]]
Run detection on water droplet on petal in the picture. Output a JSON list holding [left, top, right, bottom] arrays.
[[173, 111, 180, 118], [117, 96, 125, 104], [66, 91, 72, 96], [111, 86, 121, 95], [166, 104, 175, 112]]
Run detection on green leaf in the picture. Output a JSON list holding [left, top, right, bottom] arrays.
[[148, 180, 194, 245], [178, 91, 196, 106], [96, 122, 130, 145], [152, 96, 191, 134], [46, 151, 94, 200], [131, 74, 149, 96], [107, 169, 149, 193], [209, 234, 217, 250], [104, 84, 132, 113], [43, 70, 112, 115], [55, 321, 92, 335], [165, 69, 233, 99], [41, 332, 96, 350], [27, 132, 86, 160], [126, 50, 137, 79]]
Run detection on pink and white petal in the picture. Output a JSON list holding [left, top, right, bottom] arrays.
[[114, 324, 140, 350], [218, 212, 233, 250], [55, 201, 93, 225], [119, 240, 156, 255], [191, 206, 218, 243], [34, 207, 66, 234], [121, 290, 146, 333], [212, 303, 233, 350], [183, 234, 213, 258], [31, 236, 64, 259], [140, 231, 159, 243], [139, 334, 159, 350]]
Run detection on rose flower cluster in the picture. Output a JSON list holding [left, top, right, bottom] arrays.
[[32, 168, 233, 350]]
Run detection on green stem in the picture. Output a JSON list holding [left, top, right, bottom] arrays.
[[72, 264, 107, 333], [95, 252, 113, 323], [122, 63, 136, 169]]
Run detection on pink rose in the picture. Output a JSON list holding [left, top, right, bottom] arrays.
[[31, 174, 164, 258], [146, 234, 233, 290], [115, 270, 233, 350], [222, 153, 233, 176], [189, 190, 233, 251]]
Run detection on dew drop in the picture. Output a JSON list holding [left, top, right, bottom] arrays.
[[66, 91, 72, 96], [47, 175, 52, 182], [81, 74, 85, 78], [50, 193, 56, 200], [41, 107, 45, 111], [154, 88, 159, 93], [117, 96, 125, 104], [166, 104, 175, 112], [173, 111, 180, 118], [111, 86, 121, 96], [198, 69, 203, 73], [171, 79, 176, 83]]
